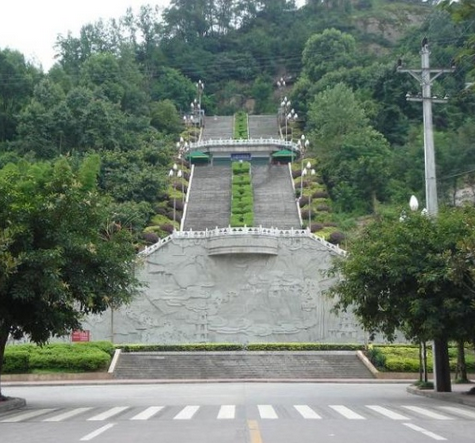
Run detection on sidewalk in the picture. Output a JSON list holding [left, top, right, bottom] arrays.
[[407, 383, 475, 408]]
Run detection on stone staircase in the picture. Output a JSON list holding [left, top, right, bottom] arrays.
[[248, 115, 279, 138], [252, 164, 301, 229], [113, 352, 375, 380], [202, 115, 234, 139], [183, 165, 231, 230]]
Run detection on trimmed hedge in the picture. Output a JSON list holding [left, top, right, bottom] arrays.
[[232, 161, 250, 174], [231, 160, 253, 227], [119, 343, 366, 353], [3, 341, 114, 374], [368, 345, 475, 372], [3, 350, 30, 373]]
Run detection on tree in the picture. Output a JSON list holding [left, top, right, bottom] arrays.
[[302, 28, 357, 83], [0, 157, 140, 399], [328, 206, 475, 392], [0, 49, 37, 143]]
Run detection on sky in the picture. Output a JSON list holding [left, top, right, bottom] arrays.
[[0, 0, 306, 71]]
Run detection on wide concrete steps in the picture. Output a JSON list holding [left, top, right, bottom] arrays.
[[202, 116, 234, 139], [183, 165, 231, 230], [248, 115, 279, 138], [252, 165, 300, 229], [113, 352, 375, 380]]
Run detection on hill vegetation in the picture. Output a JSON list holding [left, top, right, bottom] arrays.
[[0, 0, 474, 244]]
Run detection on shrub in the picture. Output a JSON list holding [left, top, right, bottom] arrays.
[[29, 348, 110, 372], [310, 223, 324, 232], [384, 357, 421, 373], [3, 342, 115, 373], [299, 196, 309, 207], [328, 231, 345, 245], [160, 223, 175, 234], [313, 191, 329, 199], [232, 161, 250, 174], [3, 350, 30, 374], [142, 232, 159, 244], [316, 204, 331, 212]]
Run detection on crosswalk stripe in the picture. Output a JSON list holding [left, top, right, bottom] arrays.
[[80, 423, 116, 442], [403, 423, 447, 441], [294, 405, 322, 419], [329, 405, 365, 420], [1, 409, 56, 423], [366, 405, 410, 420], [87, 406, 129, 421], [438, 406, 475, 419], [44, 407, 93, 422], [258, 405, 278, 419], [402, 406, 453, 420], [174, 406, 200, 420], [217, 405, 236, 419], [130, 406, 164, 421]]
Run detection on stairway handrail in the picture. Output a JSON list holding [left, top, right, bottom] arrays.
[[139, 226, 346, 257], [187, 138, 301, 153]]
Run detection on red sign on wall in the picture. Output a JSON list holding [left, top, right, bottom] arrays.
[[71, 330, 90, 342]]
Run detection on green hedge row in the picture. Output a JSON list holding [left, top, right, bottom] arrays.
[[119, 343, 366, 353], [368, 345, 475, 372], [232, 161, 250, 174], [231, 160, 253, 227], [233, 111, 248, 139], [3, 341, 114, 374]]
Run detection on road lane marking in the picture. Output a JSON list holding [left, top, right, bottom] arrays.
[[1, 409, 56, 422], [173, 405, 200, 420], [43, 407, 93, 422], [366, 405, 410, 420], [217, 405, 235, 419], [87, 406, 129, 421], [329, 405, 365, 420], [248, 420, 263, 443], [403, 423, 447, 441], [438, 406, 475, 419], [402, 406, 453, 420], [80, 423, 116, 441], [294, 405, 322, 419], [130, 406, 164, 420], [258, 405, 278, 419]]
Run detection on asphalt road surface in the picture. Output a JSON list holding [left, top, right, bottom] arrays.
[[1, 383, 474, 443]]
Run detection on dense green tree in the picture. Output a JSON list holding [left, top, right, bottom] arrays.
[[0, 157, 140, 398], [0, 49, 37, 143], [329, 205, 475, 392], [302, 29, 357, 83]]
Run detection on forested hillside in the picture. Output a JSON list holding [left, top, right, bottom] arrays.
[[1, 0, 474, 245]]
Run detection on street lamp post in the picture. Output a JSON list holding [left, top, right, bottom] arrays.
[[169, 163, 183, 226], [277, 77, 286, 101], [300, 161, 311, 199], [286, 109, 298, 141], [281, 97, 291, 140]]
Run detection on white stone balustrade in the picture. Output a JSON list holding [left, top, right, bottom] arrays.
[[139, 226, 346, 258]]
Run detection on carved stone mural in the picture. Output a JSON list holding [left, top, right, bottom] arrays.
[[84, 232, 366, 344]]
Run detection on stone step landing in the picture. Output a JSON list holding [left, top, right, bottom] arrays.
[[113, 351, 375, 380]]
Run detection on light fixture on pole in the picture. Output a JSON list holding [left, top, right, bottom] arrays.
[[277, 77, 286, 101], [300, 161, 311, 199], [281, 97, 291, 139], [308, 167, 316, 230], [286, 109, 298, 141]]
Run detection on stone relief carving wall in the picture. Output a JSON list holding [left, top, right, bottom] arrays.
[[84, 236, 366, 344]]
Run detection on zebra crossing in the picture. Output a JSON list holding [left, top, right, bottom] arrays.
[[2, 403, 475, 423]]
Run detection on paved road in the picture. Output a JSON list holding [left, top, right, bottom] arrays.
[[1, 383, 474, 443]]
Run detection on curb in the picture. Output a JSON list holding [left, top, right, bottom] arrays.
[[407, 385, 475, 408]]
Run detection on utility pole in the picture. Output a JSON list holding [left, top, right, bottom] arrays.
[[398, 38, 455, 393]]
